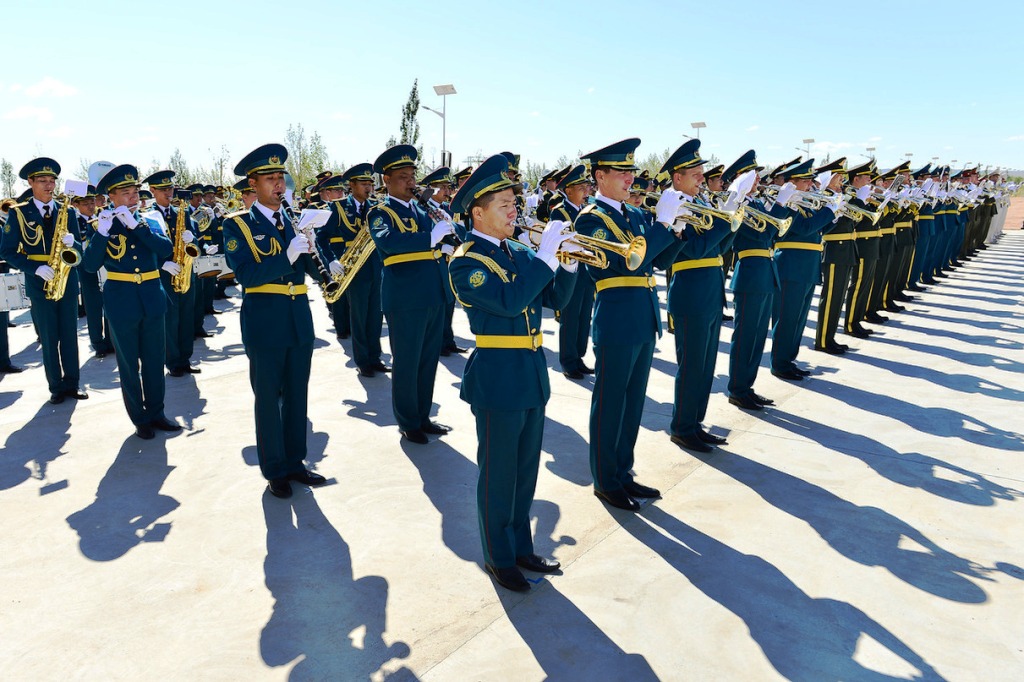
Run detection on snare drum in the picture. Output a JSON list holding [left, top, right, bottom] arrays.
[[194, 255, 225, 278], [217, 261, 235, 281], [0, 271, 30, 311]]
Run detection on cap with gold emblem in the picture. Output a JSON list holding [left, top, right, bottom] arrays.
[[96, 164, 142, 194], [581, 138, 641, 172], [233, 143, 289, 177]]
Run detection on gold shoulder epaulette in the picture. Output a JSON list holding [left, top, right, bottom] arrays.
[[453, 240, 475, 258], [224, 209, 248, 219]]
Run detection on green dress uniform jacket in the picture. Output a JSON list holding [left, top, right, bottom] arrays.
[[816, 211, 858, 349], [550, 200, 594, 374], [76, 214, 112, 354], [314, 200, 352, 339], [152, 205, 198, 372]]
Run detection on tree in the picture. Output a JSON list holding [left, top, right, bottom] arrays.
[[168, 148, 195, 187], [75, 158, 93, 183], [387, 80, 424, 172], [1, 159, 16, 198], [285, 123, 334, 192]]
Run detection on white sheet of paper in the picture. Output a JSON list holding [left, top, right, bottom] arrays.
[[64, 179, 89, 198], [297, 209, 331, 231]]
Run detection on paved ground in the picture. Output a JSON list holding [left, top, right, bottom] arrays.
[[1, 223, 1022, 681]]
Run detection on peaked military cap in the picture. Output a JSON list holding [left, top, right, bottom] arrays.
[[847, 160, 874, 178], [557, 165, 588, 190], [500, 152, 521, 173], [316, 170, 333, 182], [630, 177, 650, 193], [202, 185, 216, 194], [722, 150, 762, 184], [19, 157, 60, 180], [187, 183, 204, 193], [317, 174, 347, 191], [96, 164, 142, 194], [232, 178, 254, 194], [143, 170, 175, 189], [660, 139, 706, 175], [233, 143, 288, 176], [454, 166, 474, 183], [581, 138, 641, 171], [374, 144, 417, 174], [769, 156, 802, 180], [71, 185, 98, 201], [421, 166, 452, 186], [450, 154, 515, 214], [815, 157, 848, 175], [139, 189, 154, 201], [783, 158, 816, 180], [341, 163, 374, 182], [704, 164, 724, 181]]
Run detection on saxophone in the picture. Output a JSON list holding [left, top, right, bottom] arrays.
[[331, 225, 376, 299], [171, 199, 200, 293], [43, 200, 82, 301]]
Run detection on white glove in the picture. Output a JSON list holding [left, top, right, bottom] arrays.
[[440, 244, 455, 257], [286, 234, 310, 264], [730, 170, 758, 198], [204, 244, 218, 255], [816, 171, 833, 191], [898, 187, 911, 200], [35, 265, 55, 281], [775, 182, 798, 207], [937, 189, 948, 199], [655, 190, 684, 226], [921, 178, 935, 193], [559, 257, 578, 273], [537, 220, 573, 260], [96, 210, 114, 236], [329, 259, 345, 276], [429, 220, 455, 247], [721, 190, 743, 212], [114, 205, 138, 229], [828, 194, 847, 215], [61, 233, 75, 247], [161, 261, 182, 275], [855, 185, 872, 202], [182, 230, 195, 243]]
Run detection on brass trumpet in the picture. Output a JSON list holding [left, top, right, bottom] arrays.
[[742, 204, 792, 237], [523, 223, 647, 271], [681, 197, 746, 233]]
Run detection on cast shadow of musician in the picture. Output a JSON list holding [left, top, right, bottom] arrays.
[[196, 341, 247, 365], [885, 317, 1024, 351], [912, 299, 1023, 321], [867, 334, 1024, 374], [164, 372, 207, 432], [0, 397, 77, 494], [799, 376, 1024, 451], [260, 492, 413, 681], [342, 374, 396, 429], [242, 419, 330, 471], [903, 308, 1023, 334], [698, 451, 991, 603], [542, 416, 593, 487], [617, 506, 946, 682], [758, 410, 1023, 508], [66, 434, 179, 561]]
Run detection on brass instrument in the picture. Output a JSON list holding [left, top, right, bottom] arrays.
[[330, 224, 376, 299], [170, 199, 200, 294], [191, 204, 215, 233], [523, 223, 647, 271], [741, 204, 792, 237], [413, 187, 462, 248], [284, 200, 344, 304], [43, 198, 82, 301], [681, 196, 746, 233]]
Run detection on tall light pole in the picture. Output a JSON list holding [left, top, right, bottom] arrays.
[[690, 121, 706, 140], [865, 146, 876, 161], [802, 138, 815, 157], [422, 84, 457, 167]]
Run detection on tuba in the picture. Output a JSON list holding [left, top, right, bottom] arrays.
[[43, 199, 82, 301], [171, 199, 200, 294]]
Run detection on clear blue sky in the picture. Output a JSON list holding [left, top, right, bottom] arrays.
[[2, 0, 1022, 188]]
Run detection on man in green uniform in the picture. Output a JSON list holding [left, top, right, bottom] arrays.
[[222, 143, 341, 498], [0, 158, 86, 404], [814, 158, 855, 354], [72, 185, 115, 358], [421, 166, 466, 357], [82, 165, 181, 438], [844, 161, 881, 339], [575, 138, 681, 512], [367, 145, 454, 444], [449, 154, 576, 592], [551, 165, 595, 380]]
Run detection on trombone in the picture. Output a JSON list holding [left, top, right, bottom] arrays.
[[523, 223, 647, 271]]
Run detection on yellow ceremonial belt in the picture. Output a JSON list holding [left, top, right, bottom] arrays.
[[26, 254, 50, 261], [671, 256, 723, 274], [737, 249, 772, 259], [595, 275, 657, 292], [245, 283, 308, 296], [880, 228, 897, 235], [475, 333, 543, 350], [774, 242, 823, 252], [383, 250, 441, 266], [894, 221, 913, 228], [917, 215, 934, 220], [822, 232, 855, 242], [329, 237, 346, 244], [105, 270, 160, 284], [856, 230, 882, 239]]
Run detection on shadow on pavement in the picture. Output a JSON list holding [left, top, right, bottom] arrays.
[[260, 493, 413, 681], [1, 398, 77, 493]]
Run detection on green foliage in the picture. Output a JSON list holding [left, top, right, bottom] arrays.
[[1, 158, 17, 197]]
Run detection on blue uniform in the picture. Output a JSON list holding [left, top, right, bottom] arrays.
[[76, 213, 113, 355], [151, 204, 199, 373], [550, 200, 594, 374]]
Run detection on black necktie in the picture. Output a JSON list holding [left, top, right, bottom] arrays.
[[273, 211, 284, 231], [164, 208, 173, 225], [43, 204, 53, 229], [359, 202, 368, 221], [500, 240, 513, 259]]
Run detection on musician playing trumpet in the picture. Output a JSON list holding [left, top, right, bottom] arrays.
[[222, 144, 342, 498], [0, 157, 86, 404], [447, 153, 577, 592]]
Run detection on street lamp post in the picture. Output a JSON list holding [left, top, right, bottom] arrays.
[[802, 138, 815, 157], [690, 121, 706, 140], [422, 84, 457, 167]]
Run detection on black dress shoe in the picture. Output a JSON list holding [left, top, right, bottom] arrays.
[[791, 366, 811, 377], [401, 429, 429, 444], [288, 469, 327, 486], [445, 344, 468, 354], [421, 421, 451, 435], [884, 304, 905, 313], [439, 347, 451, 357], [516, 554, 561, 573], [864, 313, 888, 324], [268, 478, 292, 499], [337, 332, 351, 340], [671, 432, 713, 453], [357, 366, 376, 378], [0, 364, 24, 373], [728, 394, 763, 411], [94, 351, 108, 359], [771, 369, 804, 381], [64, 388, 89, 400], [151, 416, 182, 432], [49, 392, 65, 405], [814, 344, 844, 355], [185, 366, 201, 374], [698, 428, 728, 445], [485, 564, 530, 592], [893, 293, 914, 302], [168, 368, 185, 377], [834, 342, 850, 351], [722, 313, 734, 321], [848, 328, 871, 339], [594, 488, 641, 511], [195, 331, 213, 338], [752, 392, 775, 406], [372, 362, 391, 373], [563, 369, 584, 380], [135, 425, 155, 440], [579, 363, 594, 375], [921, 278, 937, 285], [624, 480, 661, 499], [907, 284, 925, 292]]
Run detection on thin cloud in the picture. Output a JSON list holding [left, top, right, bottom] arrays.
[[1007, 135, 1024, 141], [113, 135, 159, 150], [25, 76, 78, 98], [4, 105, 53, 122], [586, 86, 595, 95], [745, 125, 759, 132], [869, 136, 882, 142], [41, 125, 73, 139], [812, 141, 854, 153]]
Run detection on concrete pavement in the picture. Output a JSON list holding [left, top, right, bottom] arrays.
[[1, 231, 1022, 681]]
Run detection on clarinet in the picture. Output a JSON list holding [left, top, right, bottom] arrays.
[[412, 188, 461, 248], [282, 199, 343, 303]]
